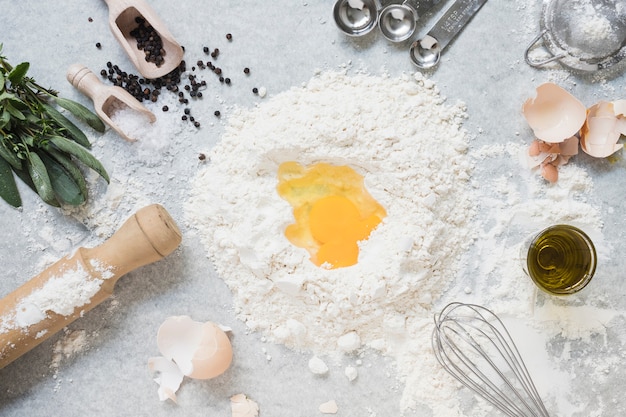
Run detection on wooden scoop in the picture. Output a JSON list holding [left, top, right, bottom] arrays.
[[67, 64, 156, 142], [103, 0, 184, 79], [0, 204, 182, 369]]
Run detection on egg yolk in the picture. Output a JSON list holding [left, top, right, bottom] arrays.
[[277, 161, 386, 269]]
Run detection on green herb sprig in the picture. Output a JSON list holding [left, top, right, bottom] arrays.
[[0, 44, 109, 208]]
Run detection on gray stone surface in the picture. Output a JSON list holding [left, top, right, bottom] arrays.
[[0, 1, 625, 416]]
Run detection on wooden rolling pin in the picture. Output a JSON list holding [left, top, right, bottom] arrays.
[[0, 204, 182, 369]]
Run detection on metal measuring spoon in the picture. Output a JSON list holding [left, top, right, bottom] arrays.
[[333, 0, 380, 37], [104, 0, 184, 79], [410, 0, 488, 69], [379, 0, 440, 43]]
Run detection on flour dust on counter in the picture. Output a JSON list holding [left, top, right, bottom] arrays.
[[184, 69, 478, 414]]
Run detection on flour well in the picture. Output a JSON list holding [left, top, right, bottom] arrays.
[[185, 70, 477, 413]]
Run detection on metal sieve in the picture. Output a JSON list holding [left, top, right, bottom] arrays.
[[525, 0, 626, 72]]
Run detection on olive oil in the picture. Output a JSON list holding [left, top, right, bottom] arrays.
[[526, 225, 596, 295]]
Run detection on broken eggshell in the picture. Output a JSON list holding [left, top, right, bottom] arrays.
[[525, 136, 579, 182], [580, 100, 626, 158], [148, 316, 233, 402], [522, 83, 587, 143], [230, 393, 260, 417]]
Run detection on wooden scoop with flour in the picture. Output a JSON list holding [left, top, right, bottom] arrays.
[[0, 204, 182, 369]]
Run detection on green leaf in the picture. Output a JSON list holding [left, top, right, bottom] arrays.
[[26, 151, 58, 206], [5, 102, 25, 120], [0, 138, 22, 169], [47, 148, 88, 200], [0, 156, 21, 207], [47, 135, 109, 183], [0, 109, 10, 130], [7, 62, 29, 85], [41, 103, 91, 148], [38, 152, 85, 206], [53, 97, 105, 133], [0, 71, 5, 90]]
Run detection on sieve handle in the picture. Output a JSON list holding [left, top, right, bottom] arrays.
[[524, 30, 567, 68]]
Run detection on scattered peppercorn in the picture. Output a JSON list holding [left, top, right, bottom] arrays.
[[203, 46, 209, 54], [225, 78, 231, 85], [88, 17, 93, 22], [194, 121, 200, 128], [184, 108, 190, 115], [219, 76, 224, 83], [226, 33, 232, 40], [130, 17, 166, 67], [198, 153, 206, 161], [96, 42, 102, 49], [252, 87, 258, 94], [162, 105, 169, 112], [244, 67, 250, 74], [214, 110, 220, 117]]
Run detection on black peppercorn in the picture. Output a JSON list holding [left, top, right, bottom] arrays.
[[182, 115, 188, 121], [203, 46, 209, 53], [96, 42, 102, 49], [162, 105, 169, 112], [244, 67, 250, 74], [252, 87, 258, 94], [214, 110, 220, 117], [194, 121, 200, 128], [226, 33, 232, 40], [198, 153, 206, 161], [225, 78, 231, 84], [184, 108, 190, 115]]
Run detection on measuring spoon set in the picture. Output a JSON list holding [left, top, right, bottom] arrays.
[[333, 0, 487, 69]]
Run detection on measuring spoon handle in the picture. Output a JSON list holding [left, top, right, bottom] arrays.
[[427, 0, 487, 50]]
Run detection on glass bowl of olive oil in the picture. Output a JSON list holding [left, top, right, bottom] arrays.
[[524, 224, 597, 295]]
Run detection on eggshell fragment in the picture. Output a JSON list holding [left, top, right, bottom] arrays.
[[157, 315, 233, 379], [148, 356, 184, 403], [580, 100, 626, 157], [230, 393, 259, 417], [522, 83, 586, 143], [149, 316, 233, 402], [319, 400, 339, 414]]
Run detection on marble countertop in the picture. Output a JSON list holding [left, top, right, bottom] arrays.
[[1, 1, 625, 416]]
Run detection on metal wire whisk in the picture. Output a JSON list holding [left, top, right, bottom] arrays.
[[432, 302, 551, 417]]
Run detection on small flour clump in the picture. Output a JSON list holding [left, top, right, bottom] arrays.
[[185, 70, 476, 413]]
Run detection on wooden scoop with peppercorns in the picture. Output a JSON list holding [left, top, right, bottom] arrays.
[[103, 0, 184, 79]]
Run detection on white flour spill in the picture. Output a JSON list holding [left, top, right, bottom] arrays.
[[185, 69, 479, 413], [184, 69, 614, 416]]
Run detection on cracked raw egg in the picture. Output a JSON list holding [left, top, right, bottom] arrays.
[[277, 161, 386, 269]]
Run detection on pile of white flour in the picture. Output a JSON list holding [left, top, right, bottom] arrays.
[[184, 70, 478, 413]]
